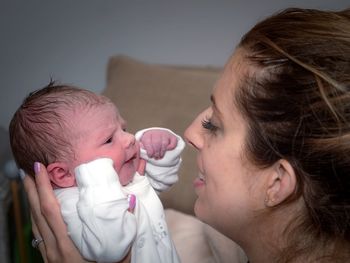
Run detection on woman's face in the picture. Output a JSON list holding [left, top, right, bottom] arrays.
[[184, 50, 269, 241]]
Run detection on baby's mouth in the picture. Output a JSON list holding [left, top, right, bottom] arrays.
[[125, 153, 137, 164]]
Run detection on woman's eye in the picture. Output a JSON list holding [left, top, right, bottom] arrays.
[[105, 137, 113, 144], [201, 118, 218, 133]]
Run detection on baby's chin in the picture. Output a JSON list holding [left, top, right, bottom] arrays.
[[118, 163, 137, 186], [119, 175, 134, 186], [118, 154, 141, 185]]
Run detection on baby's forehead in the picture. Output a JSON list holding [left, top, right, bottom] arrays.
[[62, 100, 121, 123], [65, 102, 121, 136], [101, 100, 125, 122], [105, 101, 124, 121]]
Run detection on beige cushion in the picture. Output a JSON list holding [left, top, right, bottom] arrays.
[[103, 55, 221, 214]]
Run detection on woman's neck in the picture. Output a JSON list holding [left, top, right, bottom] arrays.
[[242, 202, 303, 263], [242, 201, 348, 263]]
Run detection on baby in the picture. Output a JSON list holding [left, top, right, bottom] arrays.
[[9, 82, 185, 263]]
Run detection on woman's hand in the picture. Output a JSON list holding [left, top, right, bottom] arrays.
[[22, 162, 90, 263]]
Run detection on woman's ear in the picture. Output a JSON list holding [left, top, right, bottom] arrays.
[[47, 162, 75, 188], [265, 159, 297, 207]]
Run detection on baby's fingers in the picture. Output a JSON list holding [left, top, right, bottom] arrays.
[[158, 139, 169, 159], [140, 136, 155, 158], [166, 135, 177, 151]]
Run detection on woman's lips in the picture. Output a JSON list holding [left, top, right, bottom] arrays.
[[193, 173, 205, 188]]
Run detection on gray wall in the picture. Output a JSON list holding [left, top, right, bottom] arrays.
[[1, 0, 348, 130]]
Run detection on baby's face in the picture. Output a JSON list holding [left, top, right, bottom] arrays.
[[68, 102, 140, 185]]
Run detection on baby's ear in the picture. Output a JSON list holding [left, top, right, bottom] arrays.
[[47, 162, 75, 188]]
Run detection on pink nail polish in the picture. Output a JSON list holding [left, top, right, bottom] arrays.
[[34, 162, 40, 174], [128, 194, 136, 210]]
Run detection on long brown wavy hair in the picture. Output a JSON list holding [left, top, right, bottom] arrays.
[[235, 8, 350, 262]]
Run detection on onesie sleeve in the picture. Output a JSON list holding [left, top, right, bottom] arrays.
[[135, 127, 185, 192], [72, 158, 137, 262]]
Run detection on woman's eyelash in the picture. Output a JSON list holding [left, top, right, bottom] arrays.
[[201, 118, 218, 132]]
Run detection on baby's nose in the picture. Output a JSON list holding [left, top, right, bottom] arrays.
[[122, 132, 136, 148]]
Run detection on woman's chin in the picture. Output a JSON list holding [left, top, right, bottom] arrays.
[[193, 198, 205, 219]]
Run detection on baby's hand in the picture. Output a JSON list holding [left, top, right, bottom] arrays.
[[140, 130, 177, 159]]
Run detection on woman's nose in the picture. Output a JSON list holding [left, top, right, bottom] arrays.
[[122, 132, 136, 148], [184, 112, 205, 150]]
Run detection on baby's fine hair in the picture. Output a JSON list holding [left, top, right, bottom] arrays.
[[9, 81, 111, 176]]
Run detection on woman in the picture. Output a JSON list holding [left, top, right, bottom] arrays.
[[22, 8, 350, 263]]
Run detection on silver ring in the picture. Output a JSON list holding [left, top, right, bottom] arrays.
[[31, 237, 44, 249]]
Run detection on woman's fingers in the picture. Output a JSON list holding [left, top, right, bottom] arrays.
[[31, 213, 48, 263], [32, 162, 88, 263], [22, 171, 54, 244], [22, 164, 87, 263], [33, 163, 67, 239], [22, 169, 59, 261], [33, 163, 76, 256]]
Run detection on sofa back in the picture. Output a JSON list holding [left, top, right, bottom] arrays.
[[103, 55, 221, 214]]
